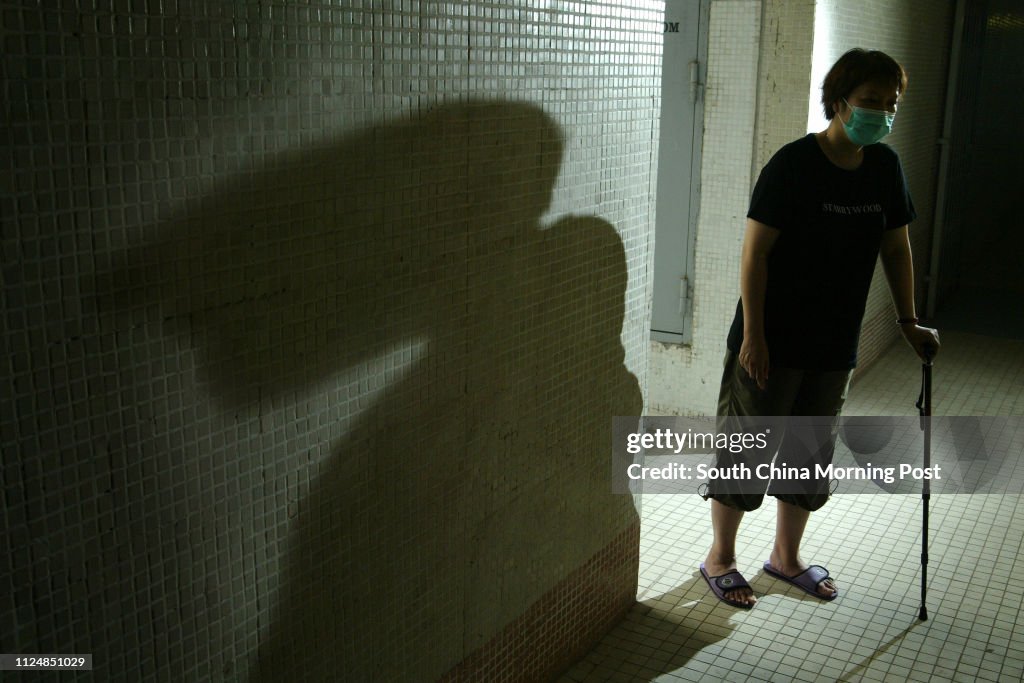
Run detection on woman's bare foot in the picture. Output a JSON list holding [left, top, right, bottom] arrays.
[[703, 552, 757, 606], [767, 550, 837, 598]]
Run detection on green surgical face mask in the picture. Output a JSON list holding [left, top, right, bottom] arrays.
[[842, 98, 895, 146]]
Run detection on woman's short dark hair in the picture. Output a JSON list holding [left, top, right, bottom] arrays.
[[821, 48, 908, 120]]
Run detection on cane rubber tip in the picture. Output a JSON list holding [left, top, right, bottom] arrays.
[[919, 606, 928, 621]]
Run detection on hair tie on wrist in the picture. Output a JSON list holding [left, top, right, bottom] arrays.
[[897, 317, 919, 325]]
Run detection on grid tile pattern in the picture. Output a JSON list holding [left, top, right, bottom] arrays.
[[560, 331, 1024, 682], [2, 2, 663, 681], [440, 523, 640, 683]]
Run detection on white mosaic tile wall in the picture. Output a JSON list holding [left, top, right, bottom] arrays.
[[1, 2, 663, 680], [753, 0, 818, 168], [648, 0, 953, 415]]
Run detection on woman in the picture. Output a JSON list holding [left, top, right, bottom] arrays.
[[699, 48, 941, 608]]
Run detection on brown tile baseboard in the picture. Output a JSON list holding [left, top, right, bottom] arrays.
[[439, 521, 640, 683]]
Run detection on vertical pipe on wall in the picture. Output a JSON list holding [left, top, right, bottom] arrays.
[[925, 0, 968, 319]]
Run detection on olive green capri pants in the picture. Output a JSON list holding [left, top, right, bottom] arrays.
[[704, 351, 853, 512]]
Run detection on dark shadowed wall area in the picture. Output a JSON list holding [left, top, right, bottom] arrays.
[[932, 0, 1024, 338], [1, 2, 662, 680]]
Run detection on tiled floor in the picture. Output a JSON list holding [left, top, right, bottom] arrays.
[[560, 331, 1024, 682]]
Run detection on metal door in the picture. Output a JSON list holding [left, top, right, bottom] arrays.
[[651, 0, 708, 344]]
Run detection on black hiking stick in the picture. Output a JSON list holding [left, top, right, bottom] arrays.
[[915, 346, 935, 621]]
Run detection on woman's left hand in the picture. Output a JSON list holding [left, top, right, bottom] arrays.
[[901, 324, 940, 362]]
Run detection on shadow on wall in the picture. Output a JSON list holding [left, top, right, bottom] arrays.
[[103, 101, 643, 680]]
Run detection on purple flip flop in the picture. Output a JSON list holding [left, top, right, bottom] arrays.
[[763, 561, 838, 601], [700, 562, 755, 609]]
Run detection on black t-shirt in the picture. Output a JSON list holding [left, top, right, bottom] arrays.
[[726, 134, 917, 370]]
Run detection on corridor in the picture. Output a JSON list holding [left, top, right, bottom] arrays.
[[3, 1, 1020, 680], [562, 330, 1024, 682]]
